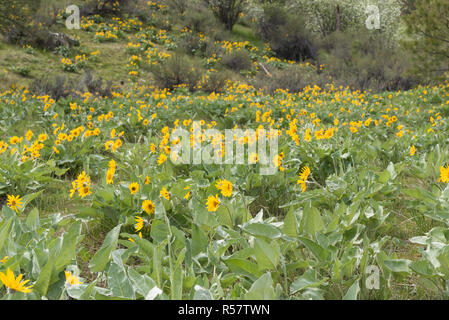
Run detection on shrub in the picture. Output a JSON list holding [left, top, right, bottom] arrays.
[[200, 70, 232, 93], [177, 33, 202, 55], [204, 0, 246, 31], [253, 63, 329, 93], [13, 66, 31, 77], [182, 4, 220, 34], [150, 54, 202, 91], [167, 0, 189, 14], [82, 70, 113, 97], [319, 30, 418, 91], [221, 49, 253, 71], [403, 0, 449, 81], [82, 0, 131, 16], [30, 70, 115, 100], [30, 75, 74, 101], [0, 0, 41, 35], [257, 4, 318, 61]]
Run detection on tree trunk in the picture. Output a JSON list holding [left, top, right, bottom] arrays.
[[335, 4, 341, 32]]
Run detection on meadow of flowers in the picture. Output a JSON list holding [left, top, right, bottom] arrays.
[[1, 78, 449, 300], [1, 0, 449, 301]]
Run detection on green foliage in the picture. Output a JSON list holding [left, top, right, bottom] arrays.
[[254, 63, 328, 93], [257, 4, 317, 61], [319, 30, 417, 92], [182, 3, 221, 35], [0, 0, 42, 34], [403, 0, 449, 80], [221, 49, 253, 71], [205, 0, 246, 31], [150, 54, 202, 91], [291, 0, 402, 44]]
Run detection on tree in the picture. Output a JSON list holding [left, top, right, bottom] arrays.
[[403, 0, 449, 79], [204, 0, 246, 31]]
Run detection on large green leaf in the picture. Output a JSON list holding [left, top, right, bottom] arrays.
[[343, 280, 360, 300], [300, 203, 325, 236], [290, 269, 327, 294], [224, 258, 263, 281], [33, 254, 55, 297], [282, 209, 298, 238], [107, 249, 135, 299], [298, 237, 330, 262], [25, 208, 40, 231], [384, 259, 412, 273], [253, 238, 280, 270], [0, 217, 13, 252], [128, 268, 158, 298], [241, 222, 281, 239], [244, 272, 278, 300], [191, 224, 208, 256], [55, 221, 83, 272], [89, 224, 122, 273], [193, 285, 213, 300]]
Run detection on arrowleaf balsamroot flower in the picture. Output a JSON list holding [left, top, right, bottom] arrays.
[[106, 159, 117, 184], [65, 271, 83, 285], [216, 179, 233, 197], [157, 153, 167, 165], [142, 200, 155, 215], [160, 187, 170, 200], [7, 195, 23, 213], [206, 194, 220, 212], [0, 268, 33, 293], [439, 165, 449, 183], [297, 166, 311, 193], [70, 171, 92, 198], [249, 152, 258, 164], [135, 216, 144, 232], [129, 182, 139, 195]]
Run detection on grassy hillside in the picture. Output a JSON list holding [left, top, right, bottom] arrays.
[[0, 4, 273, 93]]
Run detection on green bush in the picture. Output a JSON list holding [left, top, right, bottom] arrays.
[[403, 0, 449, 81], [257, 4, 317, 61], [182, 4, 220, 34], [167, 0, 189, 14], [319, 31, 418, 92], [150, 54, 202, 92], [176, 33, 203, 55], [254, 64, 328, 93], [204, 0, 246, 31], [201, 70, 232, 93], [13, 66, 31, 77], [221, 49, 253, 71], [30, 75, 74, 101]]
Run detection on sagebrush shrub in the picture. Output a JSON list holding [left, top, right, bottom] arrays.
[[319, 30, 418, 92], [221, 50, 253, 71], [254, 64, 329, 93], [258, 4, 318, 61], [150, 54, 202, 92]]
